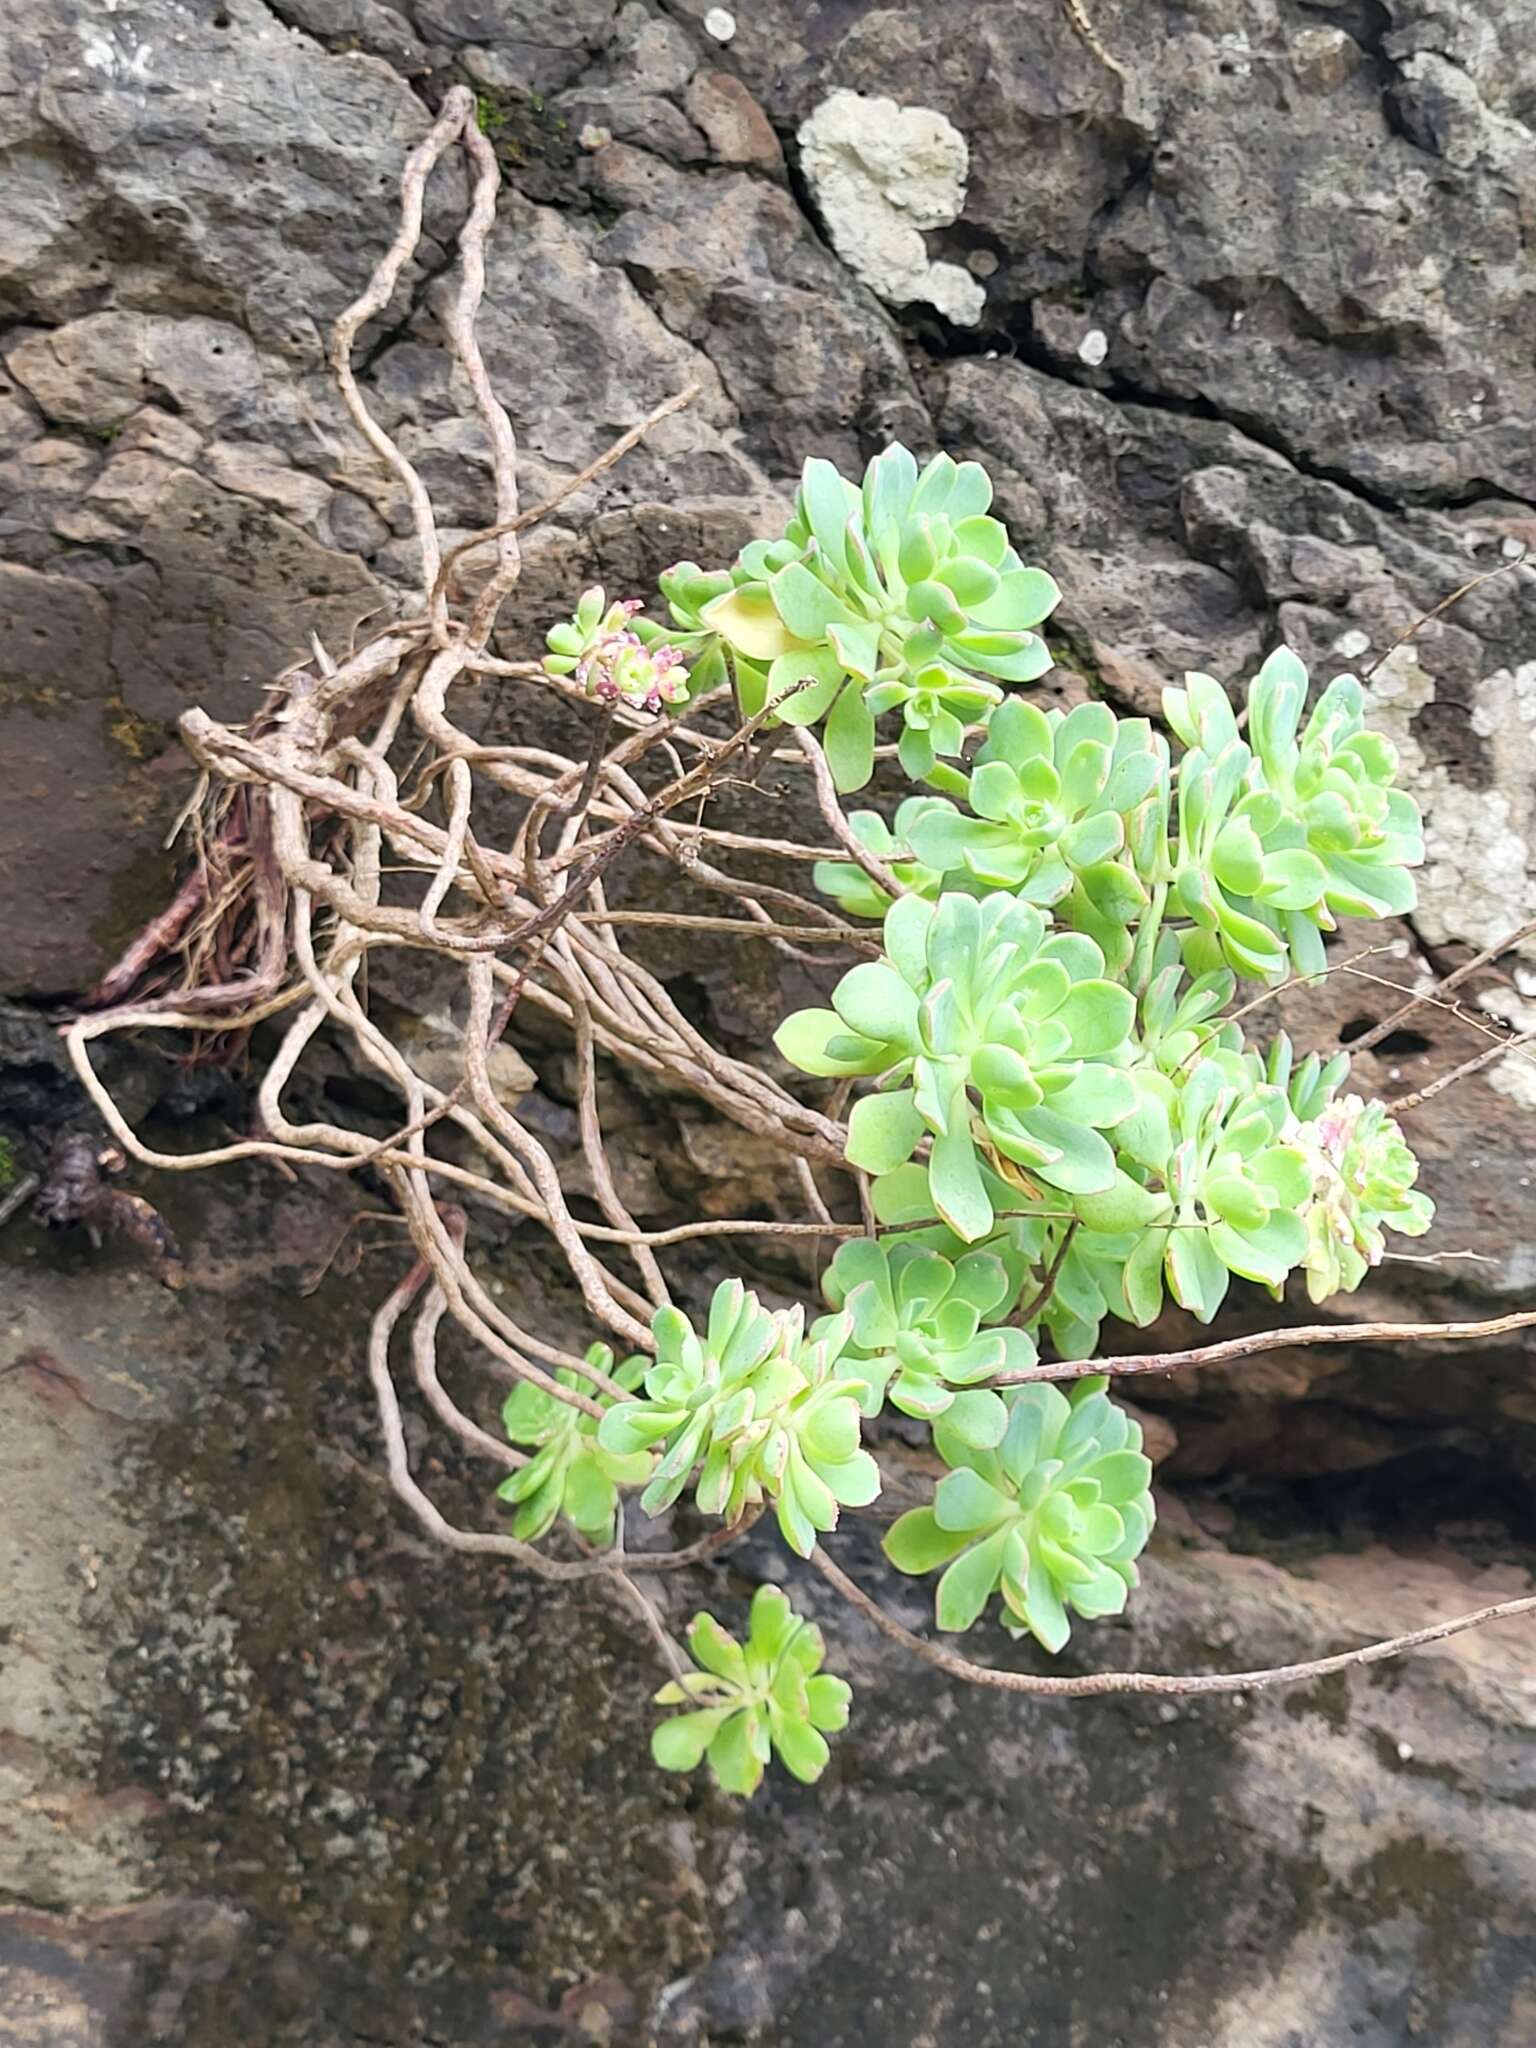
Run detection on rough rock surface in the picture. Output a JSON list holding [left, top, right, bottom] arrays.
[[3, 0, 1536, 2041], [3, 1098, 1534, 2048]]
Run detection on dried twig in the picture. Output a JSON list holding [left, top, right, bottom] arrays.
[[1345, 917, 1536, 1055], [810, 1547, 1536, 1700], [990, 1308, 1536, 1388], [1392, 1027, 1536, 1113], [1062, 0, 1131, 91], [1359, 547, 1529, 682], [0, 1172, 41, 1231]]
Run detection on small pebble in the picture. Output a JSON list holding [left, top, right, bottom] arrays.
[[703, 6, 736, 41], [1078, 328, 1109, 368]]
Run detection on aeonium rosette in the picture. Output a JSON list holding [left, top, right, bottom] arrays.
[[596, 1279, 880, 1557], [898, 699, 1168, 974], [820, 1236, 1037, 1448], [884, 1376, 1156, 1651], [1109, 1049, 1314, 1326], [651, 1588, 853, 1796], [775, 892, 1137, 1243], [497, 1343, 653, 1543], [688, 445, 1060, 791], [1164, 651, 1423, 982]]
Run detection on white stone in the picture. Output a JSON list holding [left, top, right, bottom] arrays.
[[1334, 628, 1371, 660], [703, 7, 736, 42], [1077, 328, 1109, 368], [797, 90, 985, 326]]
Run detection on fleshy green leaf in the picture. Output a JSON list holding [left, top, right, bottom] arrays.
[[884, 1506, 973, 1575]]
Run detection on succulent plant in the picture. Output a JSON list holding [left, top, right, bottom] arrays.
[[898, 700, 1166, 971], [1132, 953, 1241, 1073], [1265, 1030, 1352, 1121], [532, 458, 1440, 1794], [820, 1237, 1036, 1446], [1036, 1220, 1149, 1361], [776, 892, 1137, 1242], [869, 1197, 1152, 1365], [497, 1345, 653, 1544], [596, 1280, 880, 1557], [693, 446, 1060, 791], [884, 1377, 1155, 1650], [1244, 649, 1424, 954], [651, 1586, 853, 1795], [1112, 1050, 1313, 1325], [1164, 652, 1422, 982], [1292, 1091, 1433, 1301], [810, 795, 954, 920], [1164, 694, 1322, 984], [543, 586, 690, 712], [1268, 1039, 1430, 1311]]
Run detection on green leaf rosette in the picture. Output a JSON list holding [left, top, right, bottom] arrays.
[[652, 1586, 852, 1796], [884, 1376, 1155, 1652]]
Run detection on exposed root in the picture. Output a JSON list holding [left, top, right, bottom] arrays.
[[71, 85, 1533, 1705]]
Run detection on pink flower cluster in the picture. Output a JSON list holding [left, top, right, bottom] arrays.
[[572, 602, 689, 714]]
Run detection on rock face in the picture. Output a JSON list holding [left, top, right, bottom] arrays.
[[3, 0, 1536, 2043], [3, 1124, 1535, 2048], [5, 0, 1536, 993]]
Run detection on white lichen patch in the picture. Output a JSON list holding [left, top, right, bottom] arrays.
[[797, 91, 985, 326], [1358, 647, 1536, 955], [1479, 986, 1536, 1111]]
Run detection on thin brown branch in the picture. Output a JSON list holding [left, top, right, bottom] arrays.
[[789, 726, 907, 902], [569, 909, 877, 948], [1338, 963, 1536, 1062], [1346, 918, 1536, 1055], [1392, 1027, 1536, 1113], [431, 383, 701, 612], [991, 1308, 1536, 1388], [810, 1548, 1536, 1699], [1016, 1222, 1077, 1326], [1359, 547, 1529, 682]]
